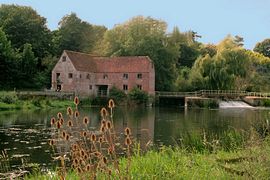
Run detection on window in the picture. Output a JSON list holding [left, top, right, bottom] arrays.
[[56, 73, 60, 78], [137, 85, 142, 90], [86, 74, 90, 79], [103, 74, 108, 79], [62, 56, 66, 62], [123, 84, 128, 91], [80, 74, 82, 79], [89, 85, 92, 90], [137, 73, 142, 79], [68, 73, 73, 79], [123, 73, 128, 79]]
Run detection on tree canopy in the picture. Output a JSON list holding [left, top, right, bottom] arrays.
[[0, 4, 270, 92]]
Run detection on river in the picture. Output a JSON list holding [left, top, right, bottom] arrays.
[[0, 106, 269, 170]]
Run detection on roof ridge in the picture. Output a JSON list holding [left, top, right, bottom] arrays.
[[64, 50, 100, 57]]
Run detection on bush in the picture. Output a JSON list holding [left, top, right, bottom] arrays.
[[0, 91, 18, 104], [109, 86, 127, 103], [262, 99, 270, 107], [128, 88, 148, 104]]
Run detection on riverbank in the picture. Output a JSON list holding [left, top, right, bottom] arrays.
[[0, 91, 74, 110], [25, 137, 270, 179]]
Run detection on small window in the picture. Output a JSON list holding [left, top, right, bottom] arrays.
[[68, 73, 73, 79], [103, 74, 108, 79], [123, 73, 128, 79], [56, 73, 60, 78], [137, 73, 142, 79], [123, 84, 128, 91], [86, 74, 90, 79], [89, 85, 92, 90], [137, 85, 142, 90], [80, 74, 82, 79], [62, 56, 66, 62]]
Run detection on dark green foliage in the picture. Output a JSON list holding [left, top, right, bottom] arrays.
[[109, 86, 127, 103], [57, 13, 107, 54], [0, 4, 51, 59], [254, 38, 270, 58], [128, 88, 148, 104], [0, 91, 18, 104]]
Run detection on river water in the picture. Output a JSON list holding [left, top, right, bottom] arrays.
[[0, 106, 269, 170]]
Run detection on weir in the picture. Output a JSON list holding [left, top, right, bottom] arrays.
[[219, 101, 253, 108]]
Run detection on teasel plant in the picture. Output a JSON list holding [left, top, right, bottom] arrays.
[[48, 97, 134, 179]]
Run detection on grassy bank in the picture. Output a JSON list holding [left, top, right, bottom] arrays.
[[25, 137, 270, 179], [0, 91, 74, 110]]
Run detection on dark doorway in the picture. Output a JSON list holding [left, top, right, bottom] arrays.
[[97, 85, 108, 97]]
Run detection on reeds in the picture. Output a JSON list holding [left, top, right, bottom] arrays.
[[49, 97, 133, 179]]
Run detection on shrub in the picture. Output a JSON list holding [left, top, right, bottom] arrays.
[[128, 88, 148, 104], [109, 86, 127, 103], [0, 91, 18, 104]]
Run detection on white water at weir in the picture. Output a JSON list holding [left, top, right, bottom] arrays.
[[219, 101, 253, 108]]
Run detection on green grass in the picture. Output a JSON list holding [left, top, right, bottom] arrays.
[[25, 137, 270, 180], [0, 99, 74, 110]]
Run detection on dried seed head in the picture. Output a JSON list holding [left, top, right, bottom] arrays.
[[108, 169, 112, 175], [125, 137, 132, 146], [49, 139, 55, 146], [74, 158, 79, 165], [85, 164, 91, 171], [102, 156, 107, 164], [125, 127, 131, 136], [83, 154, 88, 160], [72, 144, 78, 151], [50, 117, 56, 125], [108, 99, 115, 109], [65, 134, 70, 141], [91, 134, 96, 142], [74, 111, 79, 118], [60, 118, 64, 125], [74, 96, 79, 106], [83, 116, 89, 125], [80, 150, 85, 157], [101, 119, 106, 126], [98, 137, 103, 143], [81, 131, 87, 137], [56, 121, 61, 129], [77, 167, 82, 173], [67, 107, 73, 116], [100, 108, 108, 119], [71, 163, 76, 169], [57, 112, 63, 119], [106, 121, 112, 129], [94, 151, 101, 157], [100, 126, 106, 133], [67, 120, 73, 127], [62, 131, 66, 138]]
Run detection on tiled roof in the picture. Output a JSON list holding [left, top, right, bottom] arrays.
[[65, 50, 152, 73]]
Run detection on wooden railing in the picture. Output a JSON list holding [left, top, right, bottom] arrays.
[[156, 90, 270, 98]]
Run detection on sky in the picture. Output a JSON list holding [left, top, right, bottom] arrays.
[[1, 0, 270, 49]]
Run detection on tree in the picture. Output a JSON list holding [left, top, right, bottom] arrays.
[[18, 43, 38, 88], [0, 4, 51, 59], [168, 28, 201, 68], [100, 16, 179, 91], [254, 38, 270, 58], [0, 28, 17, 88], [57, 13, 107, 54]]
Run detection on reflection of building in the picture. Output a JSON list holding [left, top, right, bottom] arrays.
[[51, 50, 155, 96]]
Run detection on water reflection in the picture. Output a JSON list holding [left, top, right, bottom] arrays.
[[0, 107, 269, 169]]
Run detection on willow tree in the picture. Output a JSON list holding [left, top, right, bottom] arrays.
[[190, 36, 252, 90]]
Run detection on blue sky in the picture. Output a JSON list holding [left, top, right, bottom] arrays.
[[1, 0, 269, 49]]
